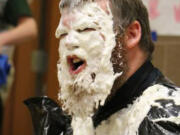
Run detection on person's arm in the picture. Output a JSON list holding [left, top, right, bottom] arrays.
[[0, 16, 37, 48]]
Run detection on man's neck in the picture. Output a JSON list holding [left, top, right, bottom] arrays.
[[112, 46, 148, 93], [125, 46, 148, 81]]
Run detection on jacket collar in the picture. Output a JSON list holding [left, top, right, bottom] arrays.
[[93, 61, 161, 127]]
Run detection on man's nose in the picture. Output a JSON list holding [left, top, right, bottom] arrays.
[[65, 32, 80, 50]]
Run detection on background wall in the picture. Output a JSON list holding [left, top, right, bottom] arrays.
[[153, 36, 180, 86]]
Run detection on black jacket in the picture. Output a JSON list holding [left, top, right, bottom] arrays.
[[25, 61, 180, 135]]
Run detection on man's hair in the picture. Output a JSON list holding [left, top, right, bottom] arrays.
[[110, 0, 154, 58], [60, 0, 154, 58]]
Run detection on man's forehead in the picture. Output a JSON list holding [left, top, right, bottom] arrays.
[[59, 0, 109, 12]]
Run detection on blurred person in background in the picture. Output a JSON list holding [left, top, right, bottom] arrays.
[[0, 0, 37, 131]]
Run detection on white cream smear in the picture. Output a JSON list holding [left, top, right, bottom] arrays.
[[96, 84, 180, 135], [56, 2, 122, 135]]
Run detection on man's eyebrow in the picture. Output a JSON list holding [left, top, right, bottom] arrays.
[[59, 28, 96, 39]]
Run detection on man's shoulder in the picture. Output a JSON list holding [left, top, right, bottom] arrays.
[[138, 84, 180, 135]]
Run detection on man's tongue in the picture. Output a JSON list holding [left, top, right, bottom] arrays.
[[67, 55, 86, 75]]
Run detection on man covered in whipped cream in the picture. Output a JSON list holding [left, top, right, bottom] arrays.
[[25, 0, 180, 135]]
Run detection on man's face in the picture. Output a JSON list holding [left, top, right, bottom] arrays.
[[56, 1, 123, 117]]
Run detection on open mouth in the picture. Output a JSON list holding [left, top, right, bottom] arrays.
[[67, 55, 86, 75]]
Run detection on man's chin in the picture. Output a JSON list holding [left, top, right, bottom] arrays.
[[59, 87, 110, 118], [58, 64, 123, 118]]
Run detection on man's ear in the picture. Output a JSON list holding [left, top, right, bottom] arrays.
[[125, 20, 141, 49]]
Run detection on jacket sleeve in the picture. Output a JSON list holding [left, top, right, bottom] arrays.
[[138, 98, 180, 135], [24, 97, 73, 135]]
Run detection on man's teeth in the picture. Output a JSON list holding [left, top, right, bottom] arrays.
[[73, 58, 81, 63]]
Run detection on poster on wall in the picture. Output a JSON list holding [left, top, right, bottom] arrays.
[[142, 0, 180, 36]]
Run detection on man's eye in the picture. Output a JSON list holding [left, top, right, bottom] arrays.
[[60, 33, 68, 39], [77, 28, 96, 33]]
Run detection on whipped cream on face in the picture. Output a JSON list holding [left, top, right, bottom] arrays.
[[56, 1, 123, 135], [56, 1, 122, 117]]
